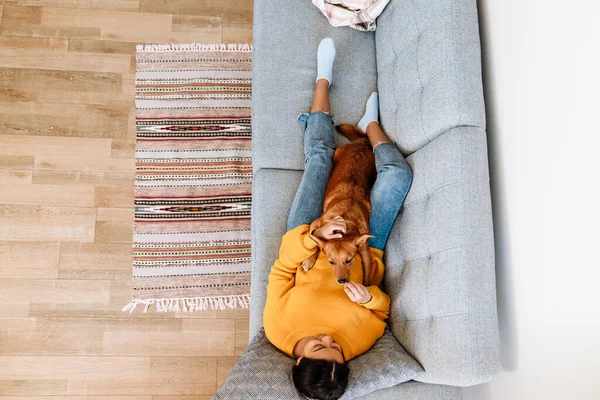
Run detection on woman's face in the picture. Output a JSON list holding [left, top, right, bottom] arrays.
[[295, 334, 344, 364]]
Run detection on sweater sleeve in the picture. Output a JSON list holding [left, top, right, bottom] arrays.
[[266, 224, 318, 299], [361, 286, 391, 321]]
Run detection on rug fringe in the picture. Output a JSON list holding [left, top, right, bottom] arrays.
[[136, 43, 252, 53], [122, 294, 251, 314]]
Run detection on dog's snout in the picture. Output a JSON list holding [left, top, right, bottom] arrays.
[[337, 278, 347, 284]]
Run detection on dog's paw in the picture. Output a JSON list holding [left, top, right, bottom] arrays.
[[301, 259, 315, 272]]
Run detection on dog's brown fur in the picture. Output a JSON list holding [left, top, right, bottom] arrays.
[[304, 124, 377, 286]]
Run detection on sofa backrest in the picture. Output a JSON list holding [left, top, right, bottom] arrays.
[[375, 0, 486, 155]]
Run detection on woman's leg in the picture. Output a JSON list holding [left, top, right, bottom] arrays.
[[359, 95, 413, 250], [287, 40, 336, 231]]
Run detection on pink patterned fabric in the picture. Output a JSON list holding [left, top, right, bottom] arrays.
[[312, 0, 391, 31]]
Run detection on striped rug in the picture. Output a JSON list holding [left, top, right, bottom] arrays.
[[123, 43, 252, 313]]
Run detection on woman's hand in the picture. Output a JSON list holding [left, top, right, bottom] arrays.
[[344, 281, 372, 304], [312, 216, 347, 240]]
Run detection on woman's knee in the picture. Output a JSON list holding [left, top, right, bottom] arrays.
[[379, 161, 412, 184], [304, 140, 335, 162]]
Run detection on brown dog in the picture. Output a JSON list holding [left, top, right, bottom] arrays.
[[303, 124, 377, 286]]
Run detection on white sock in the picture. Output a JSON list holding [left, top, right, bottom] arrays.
[[316, 38, 336, 86], [357, 92, 379, 132]]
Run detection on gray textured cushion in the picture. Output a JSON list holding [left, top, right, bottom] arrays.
[[214, 328, 424, 400], [382, 126, 500, 385], [252, 0, 377, 172], [361, 381, 462, 399], [375, 0, 486, 154], [249, 168, 303, 339]]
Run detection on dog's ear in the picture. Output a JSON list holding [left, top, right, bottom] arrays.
[[309, 231, 326, 248], [353, 233, 375, 247]]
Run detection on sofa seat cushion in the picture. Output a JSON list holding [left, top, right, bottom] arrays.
[[252, 0, 377, 171], [214, 328, 424, 400], [375, 0, 486, 154], [382, 126, 500, 385]]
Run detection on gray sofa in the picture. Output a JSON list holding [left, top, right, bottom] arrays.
[[249, 0, 501, 398]]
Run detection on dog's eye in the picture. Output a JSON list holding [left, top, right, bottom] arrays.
[[329, 260, 334, 265], [346, 259, 352, 264]]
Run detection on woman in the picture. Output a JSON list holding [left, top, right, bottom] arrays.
[[263, 38, 413, 400]]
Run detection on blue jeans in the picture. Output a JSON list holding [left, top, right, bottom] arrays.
[[287, 112, 413, 251]]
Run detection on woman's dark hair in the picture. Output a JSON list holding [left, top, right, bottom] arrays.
[[292, 358, 349, 400]]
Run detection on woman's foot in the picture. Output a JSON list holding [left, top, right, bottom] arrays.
[[316, 38, 336, 87], [357, 92, 379, 132]]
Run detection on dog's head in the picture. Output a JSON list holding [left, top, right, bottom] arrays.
[[309, 233, 374, 284]]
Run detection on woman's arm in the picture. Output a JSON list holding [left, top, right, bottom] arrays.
[[343, 249, 390, 321], [267, 224, 317, 298], [344, 281, 391, 321], [267, 219, 347, 298]]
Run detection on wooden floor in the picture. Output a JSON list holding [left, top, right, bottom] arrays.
[[0, 1, 253, 398]]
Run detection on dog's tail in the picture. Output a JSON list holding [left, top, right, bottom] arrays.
[[336, 124, 371, 147]]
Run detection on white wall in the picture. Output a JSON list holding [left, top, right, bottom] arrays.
[[463, 1, 600, 399]]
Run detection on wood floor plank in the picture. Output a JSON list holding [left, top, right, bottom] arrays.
[[0, 279, 111, 304], [0, 317, 37, 331], [0, 303, 30, 317], [63, 357, 217, 395], [66, 378, 216, 396], [0, 135, 112, 157], [0, 330, 104, 355], [140, 0, 253, 19], [0, 0, 140, 12], [59, 242, 133, 280], [103, 319, 235, 356], [0, 87, 132, 105], [32, 170, 134, 186], [34, 156, 134, 174], [0, 48, 132, 73], [0, 356, 150, 380], [0, 35, 67, 51], [0, 396, 151, 400], [95, 207, 133, 244], [0, 317, 198, 356], [94, 185, 134, 208], [41, 6, 172, 30], [0, 242, 60, 279], [1, 4, 43, 25], [0, 379, 68, 395], [126, 104, 136, 139], [0, 101, 129, 138], [222, 26, 252, 45], [234, 319, 249, 356], [172, 14, 222, 32], [31, 316, 183, 332], [17, 316, 128, 332], [216, 306, 250, 319], [0, 67, 123, 100], [0, 205, 96, 242], [1, 23, 102, 40], [111, 139, 136, 159], [216, 356, 238, 389], [0, 184, 96, 207], [67, 38, 137, 54], [0, 155, 35, 170], [100, 27, 221, 44], [0, 169, 33, 184]]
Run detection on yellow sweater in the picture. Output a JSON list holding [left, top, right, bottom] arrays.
[[263, 224, 390, 361]]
